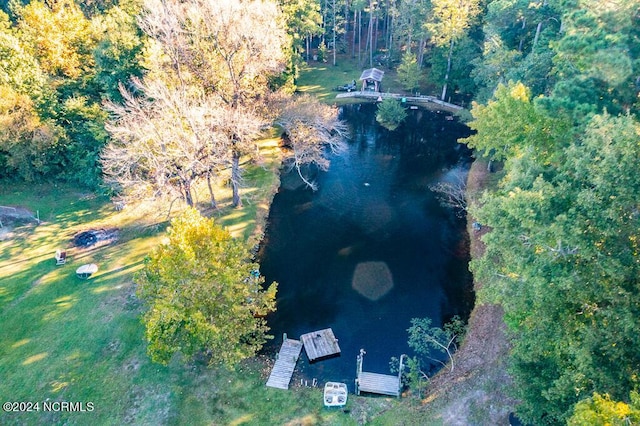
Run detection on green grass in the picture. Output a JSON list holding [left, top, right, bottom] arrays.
[[296, 55, 408, 105]]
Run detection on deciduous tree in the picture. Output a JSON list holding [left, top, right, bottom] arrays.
[[462, 82, 570, 163], [425, 0, 481, 100], [102, 78, 232, 208], [468, 111, 640, 424], [136, 208, 277, 367], [569, 392, 640, 426], [273, 93, 347, 190], [138, 0, 287, 207], [407, 316, 466, 373]]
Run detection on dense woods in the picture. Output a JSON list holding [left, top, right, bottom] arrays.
[[1, 0, 639, 423]]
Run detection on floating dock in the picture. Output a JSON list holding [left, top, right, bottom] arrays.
[[301, 328, 341, 362], [355, 349, 405, 397], [266, 335, 303, 390]]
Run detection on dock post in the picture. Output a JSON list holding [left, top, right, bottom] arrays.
[[355, 349, 365, 396], [397, 354, 407, 398]]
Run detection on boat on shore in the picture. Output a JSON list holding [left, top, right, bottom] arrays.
[[324, 382, 348, 407]]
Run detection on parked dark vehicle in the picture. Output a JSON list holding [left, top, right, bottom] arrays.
[[335, 80, 357, 92]]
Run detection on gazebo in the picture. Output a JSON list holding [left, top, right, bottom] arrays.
[[359, 68, 384, 92]]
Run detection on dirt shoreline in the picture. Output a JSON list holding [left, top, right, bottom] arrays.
[[421, 158, 516, 425]]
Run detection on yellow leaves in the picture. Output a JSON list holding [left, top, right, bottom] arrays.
[[137, 207, 276, 367], [17, 0, 96, 79], [426, 0, 481, 47], [509, 82, 531, 102], [570, 392, 640, 425], [507, 271, 520, 280]]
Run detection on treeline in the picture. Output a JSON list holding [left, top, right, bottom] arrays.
[[306, 0, 640, 113], [463, 1, 640, 424], [305, 0, 640, 422], [0, 0, 144, 187]]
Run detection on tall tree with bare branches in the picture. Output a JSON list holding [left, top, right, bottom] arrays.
[[103, 0, 345, 208], [103, 0, 287, 207], [272, 94, 347, 190], [102, 79, 229, 207]]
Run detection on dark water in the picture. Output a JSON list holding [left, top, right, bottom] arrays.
[[258, 104, 474, 385]]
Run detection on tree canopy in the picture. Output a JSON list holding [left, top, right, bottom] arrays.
[[375, 98, 407, 131], [136, 208, 277, 367], [468, 107, 640, 424]]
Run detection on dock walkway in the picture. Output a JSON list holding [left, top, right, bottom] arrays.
[[336, 91, 463, 113], [357, 372, 401, 397], [266, 336, 303, 390], [355, 349, 405, 397]]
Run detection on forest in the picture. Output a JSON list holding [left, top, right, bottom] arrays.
[[1, 0, 639, 424]]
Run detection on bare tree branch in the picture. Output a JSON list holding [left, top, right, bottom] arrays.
[[273, 94, 348, 190], [429, 170, 468, 217]]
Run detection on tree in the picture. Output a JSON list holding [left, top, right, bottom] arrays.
[[428, 35, 480, 101], [279, 0, 322, 64], [407, 316, 466, 373], [105, 0, 344, 207], [57, 96, 108, 187], [425, 0, 481, 100], [375, 98, 407, 131], [3, 1, 126, 187], [470, 0, 562, 103], [16, 0, 97, 81], [102, 78, 233, 208], [462, 82, 570, 164], [92, 5, 145, 102], [136, 208, 277, 367], [397, 50, 423, 93], [273, 94, 347, 190], [0, 85, 64, 181], [429, 171, 468, 217], [138, 0, 288, 207], [528, 0, 640, 122], [0, 10, 52, 109], [467, 112, 640, 423], [569, 392, 640, 426]]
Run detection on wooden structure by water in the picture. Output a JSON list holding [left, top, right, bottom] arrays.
[[301, 328, 341, 362], [266, 334, 303, 390], [355, 349, 406, 397], [359, 68, 385, 92], [336, 91, 463, 114]]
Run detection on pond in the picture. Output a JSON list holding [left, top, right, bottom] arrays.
[[258, 103, 474, 385]]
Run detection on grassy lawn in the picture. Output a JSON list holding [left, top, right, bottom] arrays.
[[296, 55, 407, 105]]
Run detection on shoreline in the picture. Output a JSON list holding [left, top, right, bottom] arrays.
[[419, 158, 515, 424]]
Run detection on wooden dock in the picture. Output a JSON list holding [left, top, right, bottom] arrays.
[[266, 335, 303, 390], [301, 328, 341, 362], [355, 349, 405, 397], [336, 91, 463, 113], [357, 372, 401, 397]]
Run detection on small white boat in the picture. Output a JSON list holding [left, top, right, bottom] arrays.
[[324, 382, 348, 407]]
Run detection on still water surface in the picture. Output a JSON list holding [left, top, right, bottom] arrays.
[[259, 104, 474, 385]]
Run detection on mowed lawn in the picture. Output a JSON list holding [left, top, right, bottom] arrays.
[[296, 55, 407, 104], [0, 136, 387, 425]]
